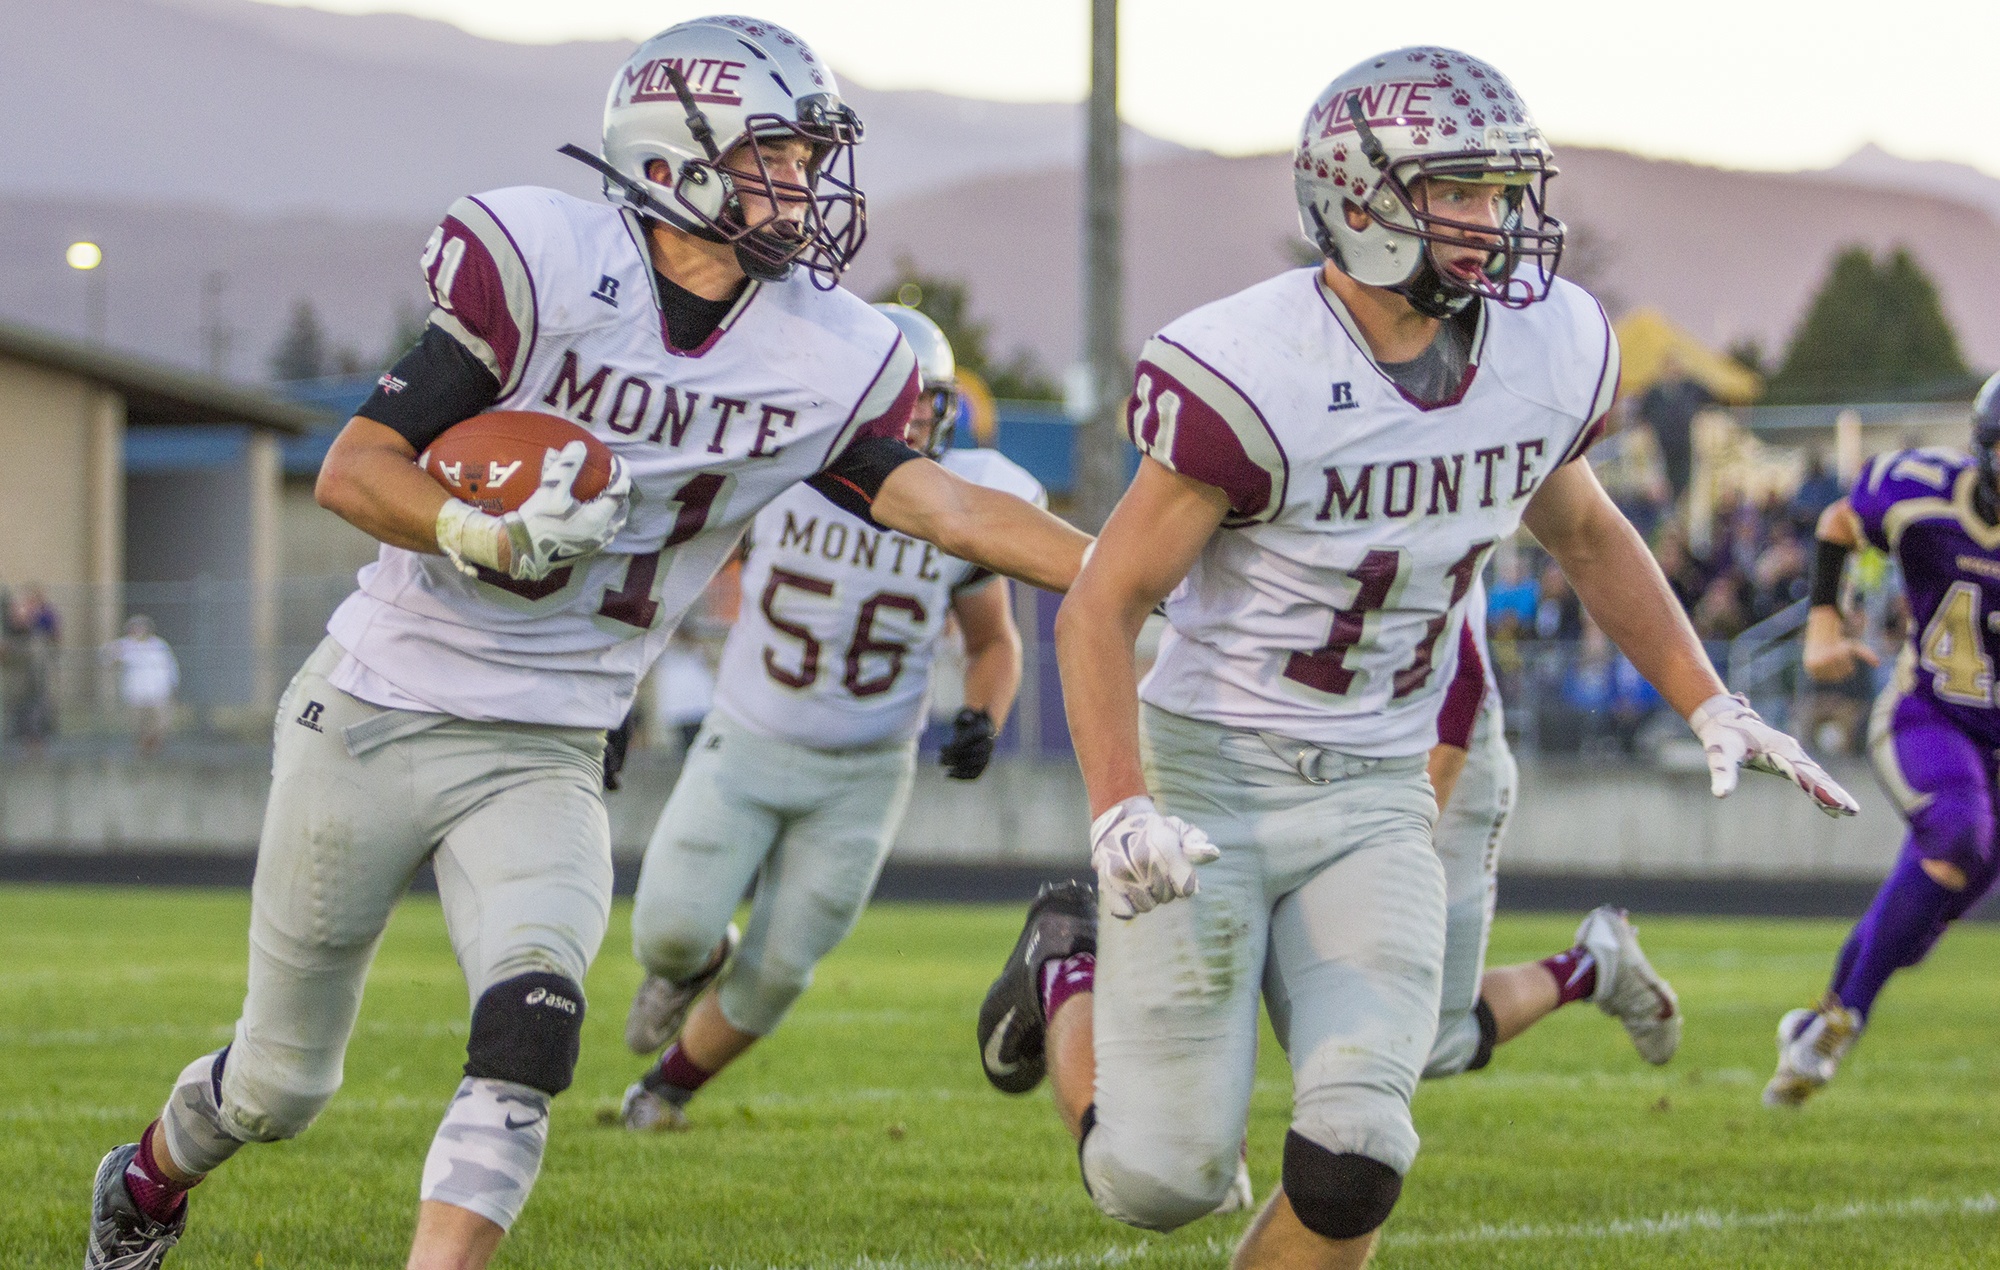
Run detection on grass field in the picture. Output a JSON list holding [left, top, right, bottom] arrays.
[[6, 886, 1999, 1268]]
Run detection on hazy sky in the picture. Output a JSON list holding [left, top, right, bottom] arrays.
[[258, 0, 2000, 174]]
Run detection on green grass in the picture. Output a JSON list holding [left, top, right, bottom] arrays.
[[4, 886, 1999, 1268]]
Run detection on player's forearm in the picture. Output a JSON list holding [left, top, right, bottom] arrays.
[[1053, 586, 1151, 817], [316, 419, 454, 554], [875, 469, 1092, 594], [1549, 507, 1725, 718], [960, 626, 1022, 729]]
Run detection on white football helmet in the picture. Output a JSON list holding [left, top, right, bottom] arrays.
[[564, 15, 866, 286], [872, 303, 959, 455], [1294, 47, 1564, 316]]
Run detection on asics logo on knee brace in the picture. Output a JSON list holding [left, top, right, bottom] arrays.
[[524, 986, 578, 1015]]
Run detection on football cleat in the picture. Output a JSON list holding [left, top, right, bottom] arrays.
[[1763, 996, 1861, 1107], [1576, 906, 1681, 1065], [616, 1081, 690, 1132], [624, 923, 738, 1055], [977, 880, 1097, 1095], [85, 1143, 185, 1270]]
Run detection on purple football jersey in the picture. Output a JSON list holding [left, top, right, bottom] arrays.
[[1852, 448, 2000, 747]]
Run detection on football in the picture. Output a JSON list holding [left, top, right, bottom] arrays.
[[419, 411, 614, 514]]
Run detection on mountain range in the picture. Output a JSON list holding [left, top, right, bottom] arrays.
[[4, 0, 1996, 386]]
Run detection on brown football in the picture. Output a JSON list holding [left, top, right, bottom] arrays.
[[419, 411, 614, 514]]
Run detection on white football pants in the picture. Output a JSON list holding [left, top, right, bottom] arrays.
[[1080, 705, 1446, 1232], [208, 638, 612, 1147], [629, 709, 916, 1037], [1424, 698, 1517, 1079]]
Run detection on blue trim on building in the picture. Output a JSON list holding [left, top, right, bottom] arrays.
[[124, 426, 250, 472]]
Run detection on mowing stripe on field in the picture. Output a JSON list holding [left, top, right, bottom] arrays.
[[812, 1193, 2000, 1269], [1390, 1190, 2000, 1247]]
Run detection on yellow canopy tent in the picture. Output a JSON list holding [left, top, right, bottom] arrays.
[[1613, 308, 1763, 405]]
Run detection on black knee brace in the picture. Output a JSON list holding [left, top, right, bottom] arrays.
[[1282, 1132, 1403, 1241], [464, 972, 587, 1096], [1466, 998, 1499, 1073]]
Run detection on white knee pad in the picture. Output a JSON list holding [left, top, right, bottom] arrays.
[[632, 913, 732, 984], [1078, 1110, 1241, 1232], [159, 1049, 248, 1176], [1424, 998, 1499, 1079], [218, 1028, 341, 1144], [420, 1077, 550, 1232], [715, 951, 812, 1038]]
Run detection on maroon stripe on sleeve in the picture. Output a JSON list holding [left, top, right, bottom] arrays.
[[431, 215, 522, 385], [1129, 357, 1272, 518], [1435, 622, 1485, 750], [853, 365, 919, 444]]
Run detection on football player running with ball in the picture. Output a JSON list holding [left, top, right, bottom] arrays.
[[84, 18, 1087, 1270], [976, 48, 1853, 1269], [1766, 374, 2000, 1107], [614, 305, 1045, 1130]]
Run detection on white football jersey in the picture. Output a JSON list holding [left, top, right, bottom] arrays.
[[1133, 269, 1617, 756], [326, 187, 917, 727], [711, 447, 1045, 749]]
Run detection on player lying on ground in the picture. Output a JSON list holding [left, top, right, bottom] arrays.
[[976, 47, 1855, 1270], [1767, 373, 2000, 1107], [612, 306, 1047, 1131], [83, 18, 1089, 1270], [1421, 584, 1680, 1084]]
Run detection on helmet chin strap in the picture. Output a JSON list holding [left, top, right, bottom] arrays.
[[1309, 206, 1474, 320], [1391, 252, 1476, 320], [733, 242, 795, 282], [557, 144, 730, 244]]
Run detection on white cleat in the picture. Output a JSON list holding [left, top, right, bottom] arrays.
[[1763, 997, 1861, 1107], [618, 1081, 690, 1132], [625, 923, 739, 1055], [1211, 1151, 1254, 1215], [1576, 906, 1681, 1065]]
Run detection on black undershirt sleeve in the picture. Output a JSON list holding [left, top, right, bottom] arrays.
[[1810, 539, 1851, 608], [356, 323, 502, 450], [807, 435, 926, 527]]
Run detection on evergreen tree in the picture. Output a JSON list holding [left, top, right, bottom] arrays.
[[872, 261, 1059, 401], [381, 299, 430, 370], [268, 299, 327, 382], [1766, 246, 1968, 403]]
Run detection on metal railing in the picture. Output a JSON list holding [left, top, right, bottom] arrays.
[[0, 577, 1839, 765]]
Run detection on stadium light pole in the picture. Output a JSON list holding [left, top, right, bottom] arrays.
[[1073, 0, 1125, 533], [66, 240, 106, 344]]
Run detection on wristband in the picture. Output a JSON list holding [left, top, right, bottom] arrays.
[[435, 499, 508, 576], [1809, 539, 1851, 609]]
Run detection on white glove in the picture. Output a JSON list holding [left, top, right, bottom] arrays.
[[1090, 795, 1221, 920], [1687, 692, 1859, 817], [436, 442, 632, 581]]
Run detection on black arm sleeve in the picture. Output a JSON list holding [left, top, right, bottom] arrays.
[[1810, 538, 1851, 609], [356, 323, 502, 450], [806, 435, 925, 527]]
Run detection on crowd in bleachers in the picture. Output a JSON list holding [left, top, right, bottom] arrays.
[[1485, 409, 1902, 760]]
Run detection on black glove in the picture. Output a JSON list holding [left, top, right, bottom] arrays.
[[602, 713, 634, 792], [939, 707, 997, 780]]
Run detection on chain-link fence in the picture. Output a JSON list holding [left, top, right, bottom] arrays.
[[0, 575, 353, 748]]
